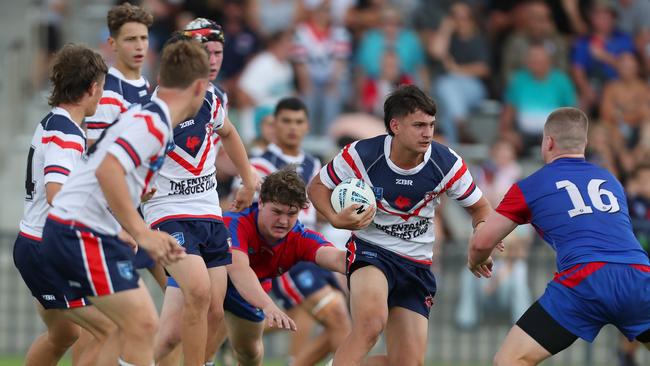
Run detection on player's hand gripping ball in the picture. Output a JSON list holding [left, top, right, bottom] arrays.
[[330, 178, 376, 214]]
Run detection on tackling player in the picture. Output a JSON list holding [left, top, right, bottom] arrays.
[[220, 168, 346, 366], [40, 39, 208, 366], [14, 43, 115, 366], [309, 85, 492, 366], [144, 20, 256, 366], [469, 107, 650, 366]]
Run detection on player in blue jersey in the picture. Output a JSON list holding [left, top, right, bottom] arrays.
[[14, 43, 117, 366], [469, 107, 650, 366], [310, 85, 492, 366]]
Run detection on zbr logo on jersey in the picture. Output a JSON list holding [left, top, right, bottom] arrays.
[[171, 232, 185, 246], [117, 261, 134, 280]]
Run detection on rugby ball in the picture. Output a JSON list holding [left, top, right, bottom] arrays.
[[330, 178, 376, 214]]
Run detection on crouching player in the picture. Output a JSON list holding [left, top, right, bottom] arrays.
[[40, 39, 209, 365], [220, 168, 353, 366]]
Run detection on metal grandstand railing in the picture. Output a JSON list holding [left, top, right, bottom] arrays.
[[1, 231, 648, 365]]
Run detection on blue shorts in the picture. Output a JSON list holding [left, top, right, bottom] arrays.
[[539, 262, 650, 342], [41, 215, 140, 299], [133, 248, 155, 269], [13, 233, 89, 309], [272, 262, 341, 310], [223, 279, 265, 323], [154, 219, 232, 269], [346, 237, 437, 318]]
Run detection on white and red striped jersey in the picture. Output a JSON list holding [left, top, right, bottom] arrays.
[[50, 95, 173, 236], [249, 143, 321, 228], [19, 107, 86, 240], [319, 135, 482, 263], [85, 67, 150, 140], [141, 83, 226, 227]]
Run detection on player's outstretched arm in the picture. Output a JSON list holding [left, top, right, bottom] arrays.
[[308, 175, 375, 230], [468, 211, 518, 278], [217, 117, 256, 211], [315, 247, 346, 274], [227, 250, 297, 331], [96, 154, 185, 265]]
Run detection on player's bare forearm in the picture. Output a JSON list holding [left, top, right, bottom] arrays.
[[45, 182, 63, 206], [469, 211, 518, 266], [218, 118, 255, 189], [315, 247, 346, 274], [464, 196, 492, 229], [227, 251, 274, 309], [308, 175, 338, 225], [96, 154, 148, 241]]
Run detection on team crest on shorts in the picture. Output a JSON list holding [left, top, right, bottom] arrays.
[[424, 295, 434, 309], [226, 237, 232, 248], [117, 261, 134, 281], [171, 232, 185, 246]]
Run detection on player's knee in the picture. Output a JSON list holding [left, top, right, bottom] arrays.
[[493, 350, 519, 366], [355, 316, 385, 345], [208, 300, 225, 325], [232, 339, 263, 362], [49, 323, 80, 349], [322, 301, 350, 332], [126, 312, 158, 339], [183, 282, 211, 311]]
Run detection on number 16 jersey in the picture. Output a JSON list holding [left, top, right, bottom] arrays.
[[496, 157, 649, 272]]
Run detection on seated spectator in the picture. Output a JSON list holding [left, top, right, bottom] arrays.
[[501, 1, 568, 83], [571, 0, 634, 111], [500, 43, 577, 153], [586, 121, 620, 178], [600, 52, 650, 173], [360, 49, 413, 117], [293, 0, 351, 135], [237, 29, 295, 142], [430, 1, 489, 143]]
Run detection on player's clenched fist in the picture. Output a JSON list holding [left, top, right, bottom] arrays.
[[332, 204, 376, 231], [136, 230, 186, 266]]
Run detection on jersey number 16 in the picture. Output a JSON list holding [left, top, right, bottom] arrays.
[[556, 179, 620, 218]]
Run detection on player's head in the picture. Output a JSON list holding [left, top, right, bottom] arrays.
[[384, 85, 437, 154], [107, 2, 153, 74], [273, 97, 309, 150], [258, 167, 309, 241], [182, 18, 224, 81], [158, 39, 210, 123], [48, 43, 108, 116], [542, 107, 589, 162]]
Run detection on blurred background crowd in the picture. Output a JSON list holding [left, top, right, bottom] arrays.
[[0, 0, 649, 365]]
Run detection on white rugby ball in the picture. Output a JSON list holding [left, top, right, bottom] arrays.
[[330, 178, 376, 214]]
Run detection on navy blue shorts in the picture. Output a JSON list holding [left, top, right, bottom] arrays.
[[133, 248, 155, 269], [272, 262, 341, 310], [154, 219, 232, 269], [539, 262, 650, 342], [346, 237, 437, 318], [223, 279, 265, 323], [41, 215, 140, 299], [14, 233, 89, 309]]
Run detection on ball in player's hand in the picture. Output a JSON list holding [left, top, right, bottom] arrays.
[[330, 178, 376, 214]]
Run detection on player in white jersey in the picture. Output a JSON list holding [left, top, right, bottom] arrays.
[[309, 85, 493, 365], [144, 21, 256, 366], [40, 40, 209, 366], [12, 44, 118, 366]]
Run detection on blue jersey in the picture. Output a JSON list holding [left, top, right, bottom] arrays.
[[497, 157, 649, 271]]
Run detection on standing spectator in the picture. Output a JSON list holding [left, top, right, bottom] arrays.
[[501, 1, 569, 83], [571, 0, 634, 111], [293, 0, 351, 135], [501, 44, 577, 153], [430, 1, 489, 143], [237, 30, 295, 142], [355, 7, 427, 99], [219, 0, 261, 92]]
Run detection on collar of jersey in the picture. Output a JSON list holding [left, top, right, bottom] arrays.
[[108, 66, 148, 88], [267, 143, 305, 164], [383, 135, 432, 176], [51, 107, 85, 136]]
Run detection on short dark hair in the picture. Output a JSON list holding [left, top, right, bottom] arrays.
[[383, 85, 437, 135], [159, 39, 210, 88], [107, 2, 153, 38], [259, 167, 309, 209], [274, 97, 308, 116], [48, 44, 108, 107]]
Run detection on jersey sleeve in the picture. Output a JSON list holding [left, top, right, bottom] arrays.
[[41, 130, 85, 185], [441, 148, 483, 207], [495, 183, 532, 224], [319, 142, 362, 189], [106, 113, 166, 174], [210, 93, 226, 131], [296, 227, 334, 262], [225, 214, 249, 255], [85, 91, 128, 140]]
